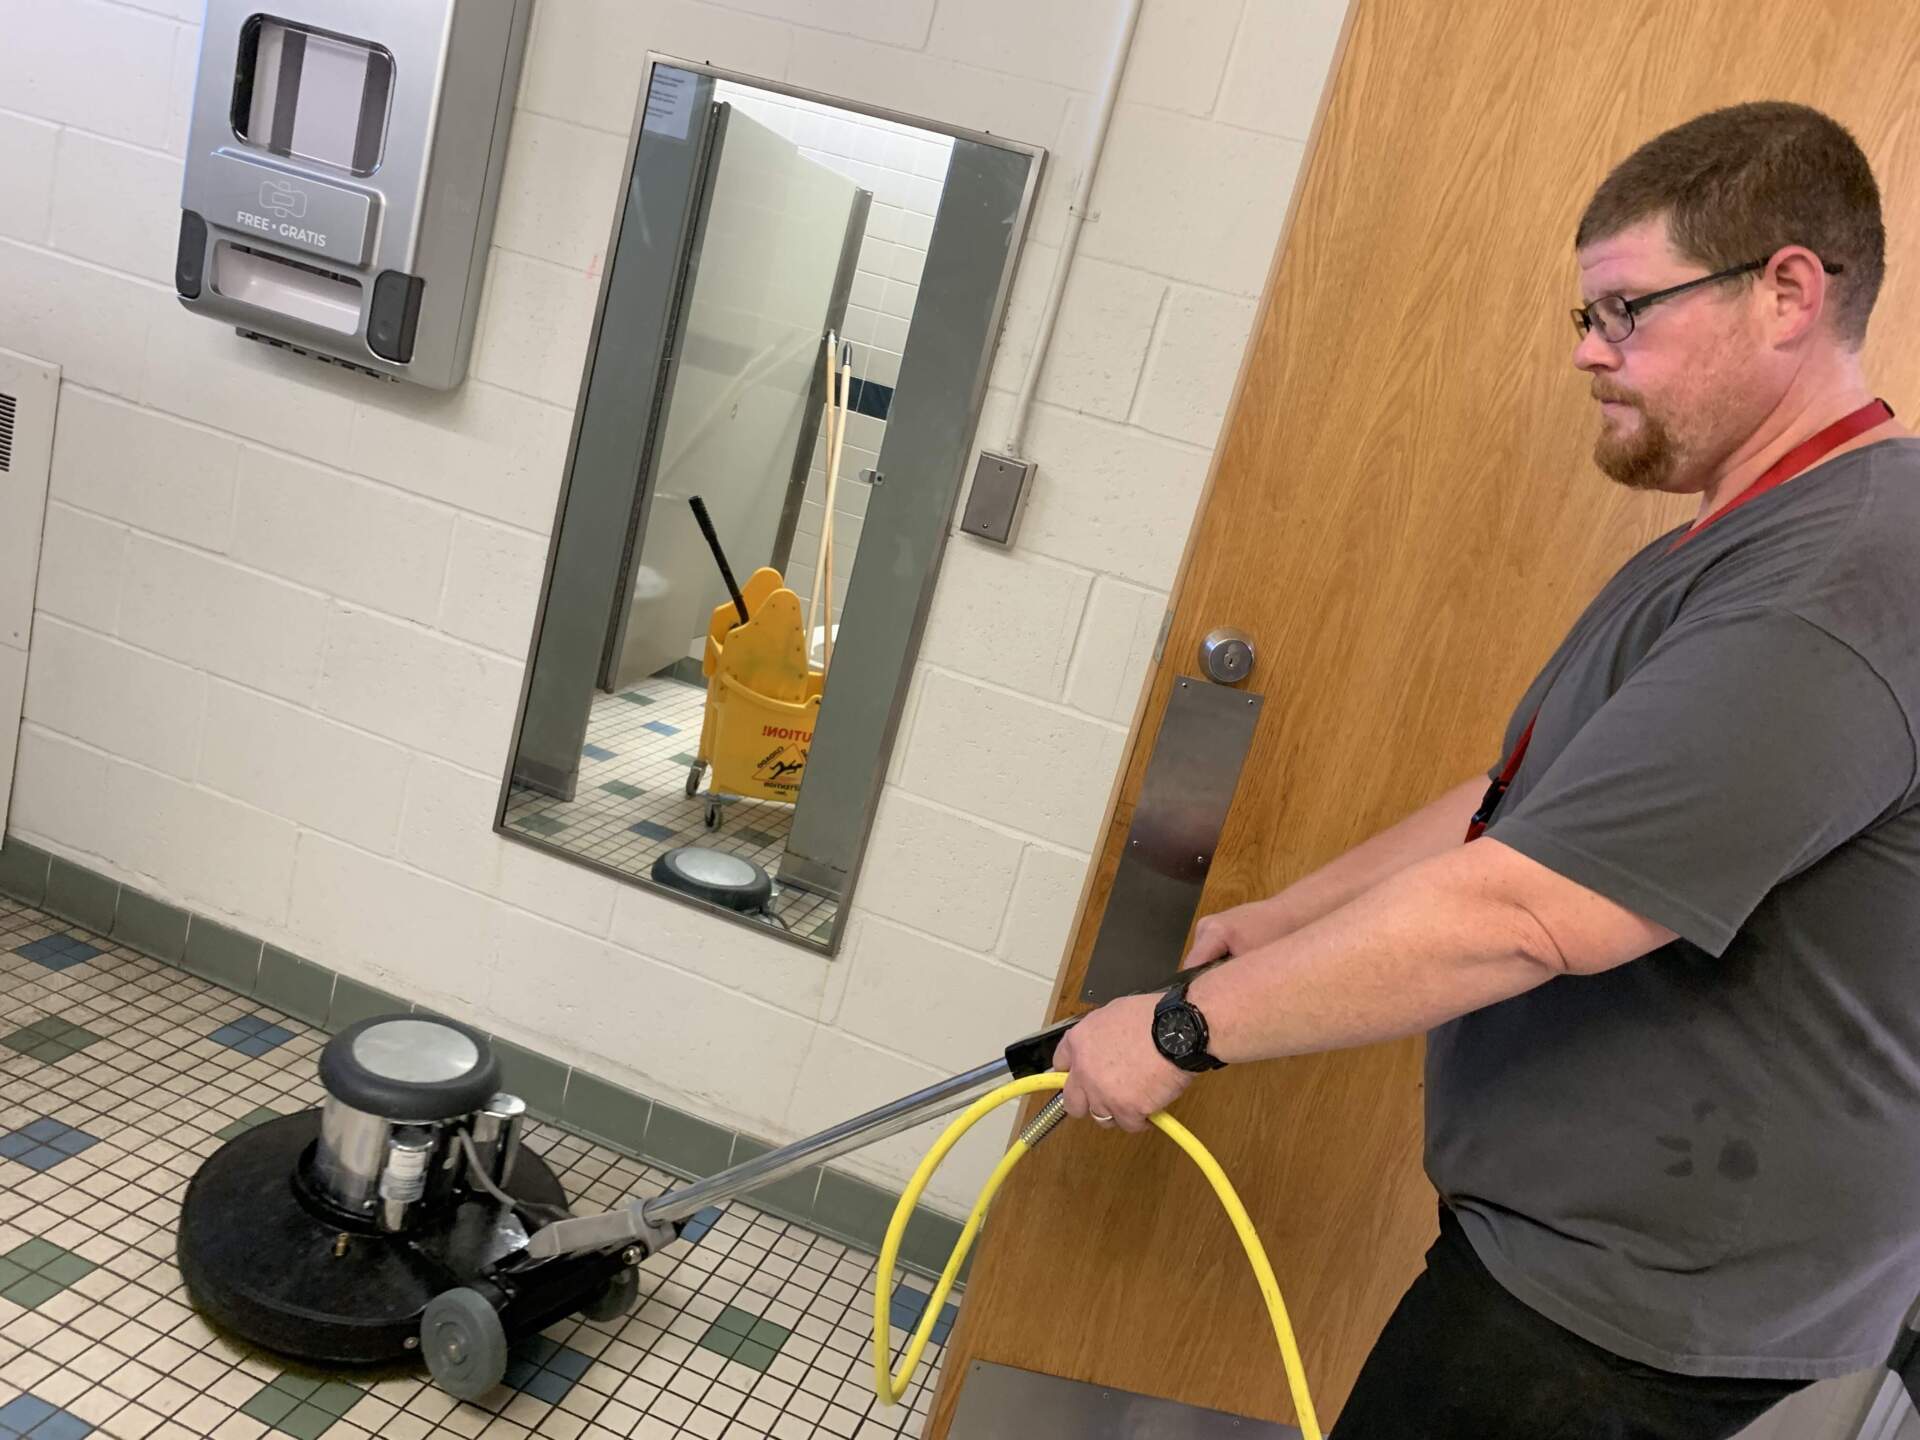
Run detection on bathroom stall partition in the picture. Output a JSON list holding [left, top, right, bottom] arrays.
[[511, 80, 862, 802], [605, 106, 865, 690]]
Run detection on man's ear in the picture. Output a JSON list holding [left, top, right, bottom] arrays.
[[1762, 246, 1830, 345]]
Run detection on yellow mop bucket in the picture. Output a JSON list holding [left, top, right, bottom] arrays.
[[688, 566, 823, 825]]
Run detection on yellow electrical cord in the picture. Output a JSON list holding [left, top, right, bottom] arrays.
[[872, 1071, 1322, 1440]]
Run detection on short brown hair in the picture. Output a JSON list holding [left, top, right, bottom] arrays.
[[1576, 102, 1885, 346]]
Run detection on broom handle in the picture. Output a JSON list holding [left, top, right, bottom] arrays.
[[806, 333, 837, 646], [821, 345, 852, 669]]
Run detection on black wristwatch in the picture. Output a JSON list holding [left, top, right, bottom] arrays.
[[1152, 979, 1226, 1073]]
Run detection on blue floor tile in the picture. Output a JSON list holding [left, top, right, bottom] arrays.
[[504, 1337, 589, 1404], [546, 1347, 591, 1381], [0, 1395, 56, 1433], [0, 1119, 99, 1172], [887, 1284, 959, 1341], [890, 1285, 928, 1332], [641, 720, 680, 736], [32, 1414, 94, 1440], [932, 1301, 959, 1344], [581, 744, 616, 761], [13, 935, 101, 971], [630, 820, 677, 843], [680, 1206, 723, 1245], [520, 1370, 573, 1403], [210, 1016, 296, 1056], [0, 1394, 92, 1439], [516, 1336, 560, 1366]]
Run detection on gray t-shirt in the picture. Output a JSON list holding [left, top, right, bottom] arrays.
[[1427, 437, 1920, 1380]]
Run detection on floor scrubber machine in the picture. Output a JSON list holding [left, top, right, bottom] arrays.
[[177, 1009, 1079, 1401]]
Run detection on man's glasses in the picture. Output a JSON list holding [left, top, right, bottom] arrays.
[[1571, 256, 1844, 344]]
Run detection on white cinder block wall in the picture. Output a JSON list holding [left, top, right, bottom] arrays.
[[0, 0, 1348, 1210]]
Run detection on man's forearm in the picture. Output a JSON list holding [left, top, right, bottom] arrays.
[[1239, 776, 1489, 937], [1189, 843, 1555, 1064]]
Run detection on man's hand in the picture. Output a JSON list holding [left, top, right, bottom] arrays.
[[1052, 994, 1193, 1132], [1181, 901, 1291, 972]]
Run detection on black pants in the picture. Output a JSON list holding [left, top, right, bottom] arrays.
[[1333, 1208, 1810, 1439]]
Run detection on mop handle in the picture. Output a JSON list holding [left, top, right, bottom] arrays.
[[688, 496, 750, 627]]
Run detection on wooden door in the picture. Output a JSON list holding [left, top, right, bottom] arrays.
[[929, 0, 1920, 1431]]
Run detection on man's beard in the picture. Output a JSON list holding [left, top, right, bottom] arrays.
[[1592, 391, 1680, 491]]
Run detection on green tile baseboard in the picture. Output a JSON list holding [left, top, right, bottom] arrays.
[[112, 888, 189, 963], [183, 917, 264, 994], [45, 855, 118, 934], [0, 834, 968, 1283], [256, 946, 335, 1028], [0, 838, 51, 907]]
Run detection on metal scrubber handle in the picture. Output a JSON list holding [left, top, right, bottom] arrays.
[[524, 960, 1248, 1263]]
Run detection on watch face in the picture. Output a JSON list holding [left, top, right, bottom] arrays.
[[1154, 1007, 1200, 1057]]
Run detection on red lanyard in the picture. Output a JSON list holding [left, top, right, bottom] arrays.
[[1465, 716, 1535, 842], [1667, 397, 1893, 552], [1464, 398, 1894, 843]]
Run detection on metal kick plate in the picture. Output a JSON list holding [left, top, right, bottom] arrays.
[[1083, 677, 1263, 1004], [950, 1360, 1302, 1439]]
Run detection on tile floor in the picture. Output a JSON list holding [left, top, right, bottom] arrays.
[[503, 678, 838, 942], [0, 896, 950, 1439]]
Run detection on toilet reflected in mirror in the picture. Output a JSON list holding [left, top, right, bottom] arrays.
[[499, 59, 1042, 952]]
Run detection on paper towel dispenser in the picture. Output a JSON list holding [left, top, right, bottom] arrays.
[[176, 0, 532, 388]]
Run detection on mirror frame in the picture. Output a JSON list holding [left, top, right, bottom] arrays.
[[496, 53, 1046, 955]]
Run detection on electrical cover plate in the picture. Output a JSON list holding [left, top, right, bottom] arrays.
[[959, 451, 1033, 545]]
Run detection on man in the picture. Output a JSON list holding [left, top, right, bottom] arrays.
[[1054, 101, 1919, 1438]]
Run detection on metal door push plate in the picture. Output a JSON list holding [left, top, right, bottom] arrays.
[[1083, 677, 1264, 1004]]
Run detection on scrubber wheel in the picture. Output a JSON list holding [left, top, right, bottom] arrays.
[[582, 1265, 640, 1323], [421, 1287, 509, 1400]]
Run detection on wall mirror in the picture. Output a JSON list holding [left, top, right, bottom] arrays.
[[500, 57, 1043, 953]]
